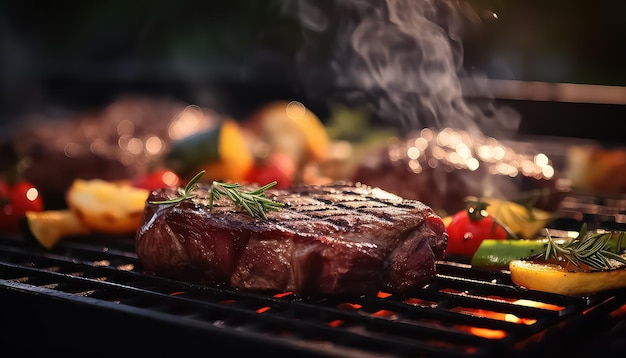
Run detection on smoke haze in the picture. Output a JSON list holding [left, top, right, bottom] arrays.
[[285, 0, 520, 135]]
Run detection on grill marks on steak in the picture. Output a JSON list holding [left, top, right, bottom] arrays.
[[136, 182, 448, 296]]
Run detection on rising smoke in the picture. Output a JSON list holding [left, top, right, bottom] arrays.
[[284, 0, 520, 136]]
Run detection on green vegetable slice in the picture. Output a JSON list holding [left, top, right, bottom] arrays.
[[470, 239, 550, 268]]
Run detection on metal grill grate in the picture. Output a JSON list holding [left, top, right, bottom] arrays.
[[1, 234, 626, 357]]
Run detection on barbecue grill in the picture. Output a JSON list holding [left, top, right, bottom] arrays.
[[3, 1, 626, 357], [2, 197, 626, 358]]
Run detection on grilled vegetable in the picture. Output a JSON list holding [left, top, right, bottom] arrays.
[[483, 198, 553, 239], [242, 101, 330, 165], [470, 239, 551, 268], [445, 199, 513, 257], [132, 168, 180, 191], [25, 209, 89, 249], [509, 225, 626, 295], [0, 180, 44, 232], [166, 119, 254, 182], [244, 153, 295, 189], [66, 178, 150, 235], [509, 259, 626, 296]]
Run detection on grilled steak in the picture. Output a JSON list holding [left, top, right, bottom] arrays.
[[136, 182, 448, 296]]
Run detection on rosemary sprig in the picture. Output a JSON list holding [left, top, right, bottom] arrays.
[[533, 223, 626, 270], [149, 170, 284, 220], [209, 181, 285, 220], [149, 170, 205, 205]]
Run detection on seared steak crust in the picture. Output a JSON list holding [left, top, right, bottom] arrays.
[[136, 182, 448, 296]]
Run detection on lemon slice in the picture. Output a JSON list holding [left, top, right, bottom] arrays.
[[509, 259, 626, 295]]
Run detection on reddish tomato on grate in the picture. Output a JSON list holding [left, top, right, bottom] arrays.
[[0, 180, 44, 232], [445, 199, 511, 257]]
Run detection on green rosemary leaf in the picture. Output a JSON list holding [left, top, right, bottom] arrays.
[[149, 170, 284, 220], [149, 170, 205, 205], [577, 235, 607, 258], [210, 180, 284, 219], [601, 250, 626, 265], [534, 223, 626, 271]]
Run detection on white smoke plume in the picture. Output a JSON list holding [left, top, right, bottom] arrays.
[[284, 0, 521, 136]]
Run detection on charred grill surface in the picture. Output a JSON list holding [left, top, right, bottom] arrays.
[[136, 182, 448, 296]]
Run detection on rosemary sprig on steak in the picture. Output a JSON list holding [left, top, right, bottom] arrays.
[[209, 181, 285, 220], [149, 170, 284, 219], [149, 170, 205, 205]]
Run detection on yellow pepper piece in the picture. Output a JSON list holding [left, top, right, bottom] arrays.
[[509, 259, 626, 296], [484, 198, 553, 239], [66, 179, 150, 235], [25, 210, 90, 249]]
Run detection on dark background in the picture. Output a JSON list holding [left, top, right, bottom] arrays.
[[1, 0, 626, 142]]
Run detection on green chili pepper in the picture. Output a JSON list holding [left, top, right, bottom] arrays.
[[470, 239, 550, 268]]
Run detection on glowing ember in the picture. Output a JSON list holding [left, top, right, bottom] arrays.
[[610, 303, 626, 318], [467, 327, 507, 340], [273, 291, 294, 298], [513, 299, 564, 312], [450, 307, 537, 325], [337, 303, 362, 310], [328, 319, 343, 328], [370, 309, 398, 319], [403, 297, 437, 308], [256, 306, 271, 314], [116, 264, 134, 271]]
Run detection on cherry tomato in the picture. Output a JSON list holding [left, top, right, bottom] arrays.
[[132, 169, 181, 191], [0, 181, 44, 232], [244, 153, 295, 189], [445, 200, 510, 257]]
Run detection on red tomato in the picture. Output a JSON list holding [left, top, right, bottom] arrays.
[[132, 169, 181, 191], [0, 181, 44, 232], [244, 153, 295, 189], [445, 200, 509, 257]]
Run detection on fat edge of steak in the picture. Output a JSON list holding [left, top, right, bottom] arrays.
[[135, 182, 448, 296]]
